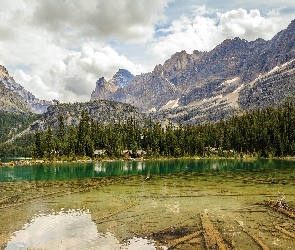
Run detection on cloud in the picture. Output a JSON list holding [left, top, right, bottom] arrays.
[[14, 70, 59, 100], [31, 0, 172, 44], [149, 5, 285, 61], [49, 46, 145, 102], [218, 8, 279, 40], [0, 0, 170, 103]]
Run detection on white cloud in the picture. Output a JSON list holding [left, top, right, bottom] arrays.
[[149, 6, 285, 61], [31, 0, 172, 44], [14, 70, 59, 100], [218, 8, 279, 40], [49, 46, 145, 103], [0, 0, 171, 103], [151, 14, 220, 61]]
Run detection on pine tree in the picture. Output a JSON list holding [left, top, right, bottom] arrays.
[[76, 110, 91, 156], [56, 114, 65, 156], [44, 125, 55, 159], [33, 130, 43, 159]]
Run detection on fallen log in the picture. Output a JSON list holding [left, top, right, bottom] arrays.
[[236, 221, 269, 250], [275, 225, 295, 238], [166, 230, 202, 249], [200, 212, 228, 250], [266, 200, 295, 219], [93, 201, 137, 224]]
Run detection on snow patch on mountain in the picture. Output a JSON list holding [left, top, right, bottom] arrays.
[[160, 99, 180, 110]]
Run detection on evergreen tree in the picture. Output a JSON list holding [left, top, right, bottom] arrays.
[[33, 130, 43, 158], [44, 125, 55, 159], [56, 115, 66, 156], [76, 110, 91, 156]]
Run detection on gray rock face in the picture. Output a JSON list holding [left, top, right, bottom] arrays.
[[31, 100, 147, 131], [90, 77, 117, 101], [90, 19, 295, 124], [239, 59, 295, 111], [0, 66, 58, 114], [0, 80, 31, 114], [90, 70, 135, 103], [110, 69, 134, 88]]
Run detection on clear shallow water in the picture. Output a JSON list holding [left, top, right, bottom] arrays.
[[1, 158, 295, 249], [5, 209, 158, 250]]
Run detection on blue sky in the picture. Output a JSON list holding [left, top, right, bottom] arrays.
[[0, 0, 294, 102]]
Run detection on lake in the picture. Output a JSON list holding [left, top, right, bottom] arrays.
[[0, 158, 295, 249]]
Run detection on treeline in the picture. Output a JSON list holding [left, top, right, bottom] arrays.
[[32, 103, 295, 159]]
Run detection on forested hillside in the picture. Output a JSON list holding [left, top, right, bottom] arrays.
[[0, 112, 41, 143], [30, 103, 295, 160], [0, 112, 41, 157], [0, 100, 147, 158]]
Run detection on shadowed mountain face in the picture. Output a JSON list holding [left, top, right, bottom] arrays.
[[91, 20, 295, 124]]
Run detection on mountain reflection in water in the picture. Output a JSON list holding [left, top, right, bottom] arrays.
[[5, 209, 158, 250]]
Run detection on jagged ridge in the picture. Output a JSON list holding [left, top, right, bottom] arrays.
[[90, 19, 295, 124]]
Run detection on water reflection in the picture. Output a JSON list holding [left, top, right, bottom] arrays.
[[5, 209, 158, 250], [1, 159, 295, 182], [2, 159, 295, 249]]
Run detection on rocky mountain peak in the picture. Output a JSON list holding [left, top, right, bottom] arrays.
[[95, 77, 108, 88], [90, 19, 295, 123], [91, 77, 118, 101], [164, 50, 195, 72], [288, 19, 295, 30], [110, 69, 134, 88], [0, 65, 9, 78], [270, 19, 295, 44], [153, 64, 164, 76]]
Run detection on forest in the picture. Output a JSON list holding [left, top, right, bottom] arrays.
[[0, 112, 41, 157], [26, 102, 295, 160]]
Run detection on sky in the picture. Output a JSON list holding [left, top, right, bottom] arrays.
[[0, 0, 295, 103]]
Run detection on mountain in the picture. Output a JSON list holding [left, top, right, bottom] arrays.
[[110, 69, 134, 88], [0, 66, 58, 114], [29, 100, 147, 131], [91, 69, 134, 102], [91, 20, 295, 124], [0, 79, 32, 114]]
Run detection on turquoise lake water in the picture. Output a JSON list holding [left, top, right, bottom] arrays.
[[1, 158, 295, 182], [1, 158, 295, 249]]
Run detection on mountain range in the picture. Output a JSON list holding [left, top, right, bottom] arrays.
[[91, 19, 295, 124], [1, 19, 295, 126]]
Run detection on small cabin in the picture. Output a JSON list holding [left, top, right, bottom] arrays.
[[122, 150, 132, 158], [94, 149, 106, 156], [135, 150, 147, 157]]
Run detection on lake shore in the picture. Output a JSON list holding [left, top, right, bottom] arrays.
[[2, 154, 295, 167]]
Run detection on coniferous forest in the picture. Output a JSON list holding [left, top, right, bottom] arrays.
[[24, 103, 295, 160], [0, 112, 41, 157]]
